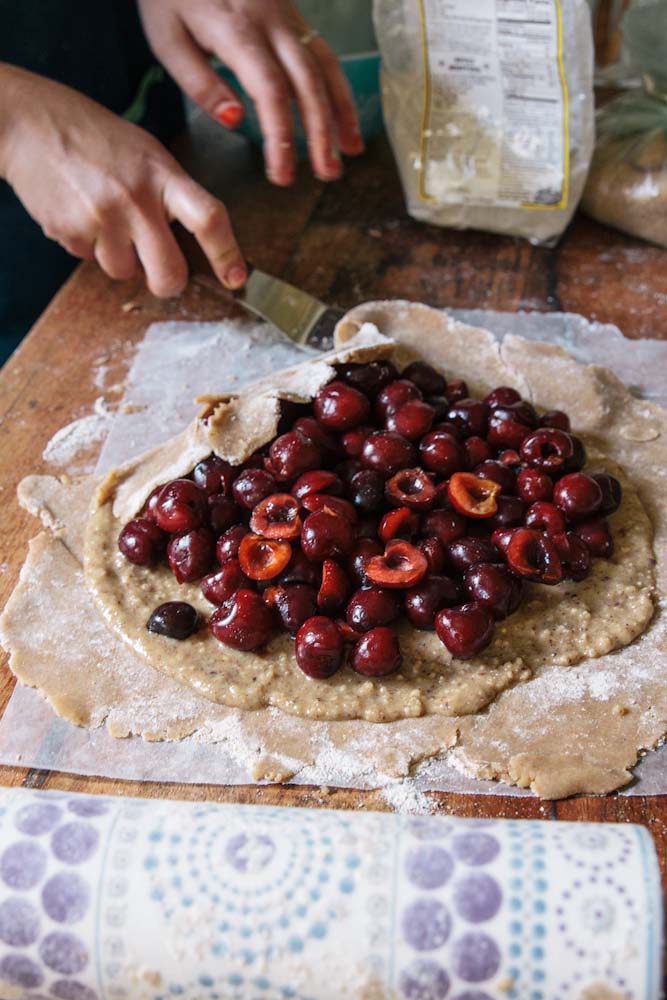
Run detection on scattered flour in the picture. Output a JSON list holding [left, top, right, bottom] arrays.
[[42, 397, 114, 473], [380, 781, 437, 815]]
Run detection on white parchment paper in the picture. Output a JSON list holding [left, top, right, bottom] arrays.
[[1, 309, 666, 798]]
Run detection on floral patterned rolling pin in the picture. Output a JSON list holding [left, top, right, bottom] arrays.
[[0, 789, 661, 1000]]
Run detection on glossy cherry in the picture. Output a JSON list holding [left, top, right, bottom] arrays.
[[435, 603, 495, 659], [485, 386, 521, 408], [210, 589, 277, 651], [473, 460, 515, 494], [488, 495, 526, 530], [347, 538, 383, 588], [265, 583, 318, 635], [386, 400, 435, 441], [147, 602, 199, 640], [346, 586, 401, 632], [193, 455, 234, 496], [301, 494, 358, 524], [516, 467, 553, 504], [553, 473, 602, 520], [446, 536, 499, 573], [349, 469, 385, 512], [340, 426, 373, 458], [378, 506, 420, 543], [155, 479, 207, 533], [463, 562, 522, 619], [301, 508, 355, 562], [421, 508, 467, 548], [208, 495, 243, 534], [540, 409, 570, 431], [278, 549, 322, 588], [317, 560, 351, 614], [336, 360, 399, 399], [167, 527, 215, 583], [314, 380, 370, 431], [351, 627, 402, 677], [404, 575, 461, 629], [295, 617, 344, 678], [591, 473, 622, 516], [293, 416, 341, 457], [232, 469, 278, 510], [269, 431, 323, 481], [552, 531, 592, 581], [291, 469, 342, 499], [118, 518, 166, 566], [375, 379, 422, 420], [361, 431, 417, 477], [445, 379, 469, 404], [524, 501, 566, 535], [445, 398, 488, 437], [520, 428, 574, 474], [216, 524, 248, 565], [573, 518, 614, 558], [419, 430, 464, 478], [463, 436, 493, 469], [417, 536, 446, 574]]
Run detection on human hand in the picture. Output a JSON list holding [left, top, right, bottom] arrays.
[[0, 64, 247, 296], [137, 0, 364, 187]]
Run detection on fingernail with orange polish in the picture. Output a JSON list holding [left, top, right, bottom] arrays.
[[215, 102, 244, 129]]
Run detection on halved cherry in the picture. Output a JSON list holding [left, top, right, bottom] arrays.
[[301, 494, 358, 523], [525, 501, 566, 536], [250, 493, 302, 540], [385, 468, 436, 511], [491, 527, 515, 556], [318, 559, 351, 614], [291, 469, 342, 499], [238, 533, 292, 580], [552, 531, 592, 581], [497, 449, 522, 468], [365, 539, 428, 589], [447, 472, 500, 519], [520, 428, 574, 474], [378, 506, 420, 543], [506, 528, 563, 585]]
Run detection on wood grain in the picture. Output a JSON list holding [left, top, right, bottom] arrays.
[[2, 131, 667, 889]]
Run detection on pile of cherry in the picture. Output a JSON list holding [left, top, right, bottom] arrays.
[[118, 358, 621, 681]]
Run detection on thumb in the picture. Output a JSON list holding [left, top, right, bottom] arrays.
[[157, 23, 245, 129]]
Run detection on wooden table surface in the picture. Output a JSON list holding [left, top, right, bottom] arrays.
[[2, 127, 667, 882]]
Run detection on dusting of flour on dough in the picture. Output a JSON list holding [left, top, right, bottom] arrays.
[[43, 397, 114, 473]]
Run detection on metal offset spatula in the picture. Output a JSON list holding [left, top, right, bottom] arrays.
[[196, 267, 344, 350]]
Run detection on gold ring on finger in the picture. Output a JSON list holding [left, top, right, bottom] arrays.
[[299, 27, 320, 47]]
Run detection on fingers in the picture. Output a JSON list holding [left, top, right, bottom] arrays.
[[94, 232, 139, 281], [270, 30, 341, 181], [310, 37, 364, 157], [146, 18, 245, 129], [164, 173, 246, 289], [131, 211, 189, 298], [220, 36, 296, 186]]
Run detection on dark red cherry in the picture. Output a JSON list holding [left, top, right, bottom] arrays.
[[361, 431, 417, 477], [385, 468, 436, 511], [295, 616, 344, 678], [232, 469, 278, 510], [278, 549, 322, 588], [386, 400, 435, 441], [488, 495, 526, 530], [591, 473, 622, 516], [463, 436, 493, 469], [265, 583, 318, 635], [378, 507, 420, 543], [485, 386, 521, 408], [216, 524, 249, 565], [314, 380, 370, 431], [404, 575, 461, 629], [421, 509, 467, 548], [520, 428, 574, 474], [446, 379, 469, 404], [142, 484, 165, 523], [210, 589, 277, 650], [540, 409, 570, 431], [250, 493, 302, 540], [351, 627, 401, 677], [208, 495, 243, 534], [474, 460, 516, 494], [193, 455, 235, 496], [293, 416, 341, 457], [167, 527, 215, 583], [572, 518, 614, 558], [435, 603, 495, 659], [269, 431, 323, 481], [445, 398, 488, 437], [147, 602, 199, 640], [118, 518, 166, 566], [318, 560, 351, 614], [155, 480, 207, 533], [346, 586, 401, 632], [335, 360, 399, 399], [516, 467, 553, 504], [340, 426, 373, 459], [347, 538, 383, 588], [349, 470, 385, 512], [419, 430, 464, 477], [446, 536, 499, 574], [375, 379, 422, 420], [525, 501, 566, 535], [552, 531, 592, 581], [301, 493, 358, 524], [463, 563, 522, 619], [201, 558, 250, 605], [301, 509, 355, 562], [553, 473, 602, 520], [417, 536, 446, 574], [291, 469, 342, 500], [402, 361, 446, 397]]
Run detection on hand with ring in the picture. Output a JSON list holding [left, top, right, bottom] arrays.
[[137, 0, 365, 185]]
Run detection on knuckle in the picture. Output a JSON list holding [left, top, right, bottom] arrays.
[[197, 202, 230, 236]]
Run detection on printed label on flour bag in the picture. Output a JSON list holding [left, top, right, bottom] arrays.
[[373, 0, 594, 242], [418, 0, 568, 208]]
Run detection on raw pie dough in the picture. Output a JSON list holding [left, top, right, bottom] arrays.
[[1, 302, 666, 798]]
